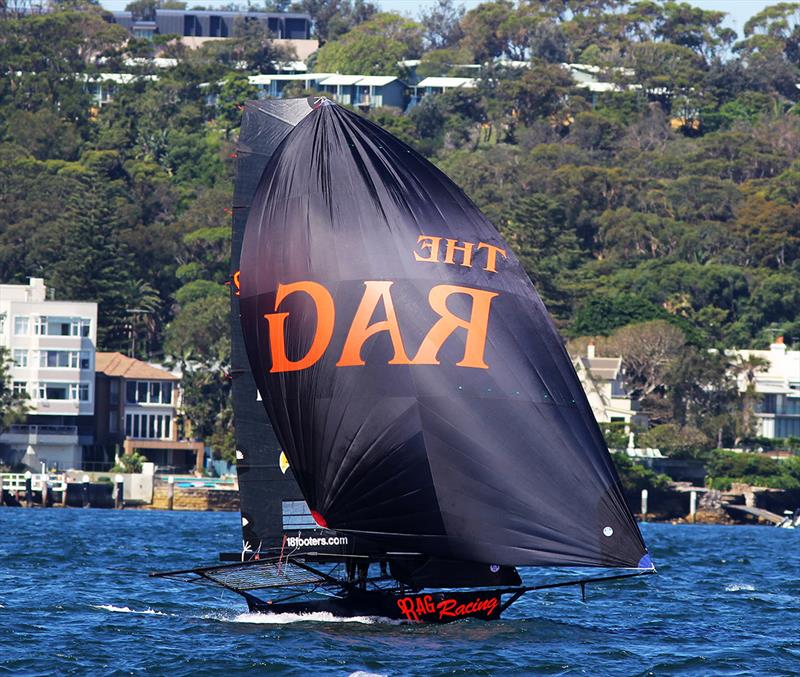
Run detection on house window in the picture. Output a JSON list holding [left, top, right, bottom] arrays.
[[124, 413, 172, 439], [12, 349, 27, 367], [759, 395, 778, 413], [109, 412, 119, 434], [40, 350, 75, 368], [110, 380, 120, 406], [38, 383, 69, 400], [12, 381, 27, 397], [776, 418, 800, 438], [125, 380, 173, 404], [72, 318, 91, 337], [14, 316, 29, 335], [69, 383, 89, 401], [34, 317, 90, 337]]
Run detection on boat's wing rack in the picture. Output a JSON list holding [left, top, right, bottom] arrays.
[[152, 554, 655, 605], [150, 556, 337, 594]]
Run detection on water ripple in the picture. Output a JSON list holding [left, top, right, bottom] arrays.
[[1, 510, 799, 675]]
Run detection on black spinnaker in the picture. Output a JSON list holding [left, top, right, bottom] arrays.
[[238, 99, 652, 571]]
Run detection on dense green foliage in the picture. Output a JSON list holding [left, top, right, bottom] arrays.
[[111, 450, 148, 473], [706, 450, 800, 490], [1, 0, 798, 456], [612, 452, 672, 493]]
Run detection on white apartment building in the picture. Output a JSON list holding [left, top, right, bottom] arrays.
[[0, 277, 97, 470], [730, 338, 800, 439]]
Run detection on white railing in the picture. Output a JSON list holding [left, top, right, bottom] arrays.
[[1, 472, 67, 492]]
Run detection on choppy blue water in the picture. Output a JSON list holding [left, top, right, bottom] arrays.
[[1, 509, 798, 675]]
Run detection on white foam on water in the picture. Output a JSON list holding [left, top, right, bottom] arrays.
[[93, 604, 168, 616], [348, 672, 389, 677], [725, 584, 755, 592], [219, 611, 379, 625]]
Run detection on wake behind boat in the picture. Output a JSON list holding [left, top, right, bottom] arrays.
[[152, 97, 655, 623]]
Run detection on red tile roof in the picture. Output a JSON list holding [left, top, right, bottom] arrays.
[[95, 352, 180, 381]]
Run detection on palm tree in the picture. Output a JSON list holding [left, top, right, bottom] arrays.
[[123, 278, 161, 359]]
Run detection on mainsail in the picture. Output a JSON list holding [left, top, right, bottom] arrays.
[[238, 99, 650, 570], [231, 99, 315, 552]]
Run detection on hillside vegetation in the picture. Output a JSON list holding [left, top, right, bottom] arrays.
[[1, 0, 798, 458]]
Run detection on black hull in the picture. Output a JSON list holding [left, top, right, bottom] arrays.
[[245, 588, 519, 624]]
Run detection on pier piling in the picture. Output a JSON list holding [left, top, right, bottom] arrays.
[[115, 474, 124, 510], [82, 474, 91, 508], [24, 471, 32, 508], [167, 476, 174, 511], [690, 491, 697, 523], [641, 489, 648, 520]]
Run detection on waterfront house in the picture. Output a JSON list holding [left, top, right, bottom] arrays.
[[351, 76, 406, 110], [248, 73, 407, 110], [94, 353, 204, 473], [248, 73, 331, 99], [415, 76, 477, 97], [0, 278, 97, 471], [407, 76, 477, 110], [729, 338, 800, 439], [572, 343, 647, 430]]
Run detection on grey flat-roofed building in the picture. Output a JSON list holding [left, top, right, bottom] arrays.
[[111, 9, 312, 40]]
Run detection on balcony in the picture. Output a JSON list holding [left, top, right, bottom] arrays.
[[1, 424, 79, 445]]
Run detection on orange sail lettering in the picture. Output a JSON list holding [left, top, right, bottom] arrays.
[[265, 281, 335, 373], [337, 281, 411, 367], [411, 285, 497, 369]]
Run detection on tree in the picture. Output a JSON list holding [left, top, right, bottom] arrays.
[[580, 319, 688, 423], [121, 278, 161, 359], [612, 452, 672, 494], [652, 2, 735, 59], [459, 0, 513, 62], [0, 347, 28, 431], [296, 0, 377, 42], [49, 170, 134, 351], [571, 293, 670, 336], [419, 0, 464, 50], [666, 347, 739, 444], [734, 192, 800, 268], [314, 12, 424, 75], [111, 450, 148, 473], [488, 61, 573, 138], [501, 192, 582, 316], [639, 423, 712, 458]]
